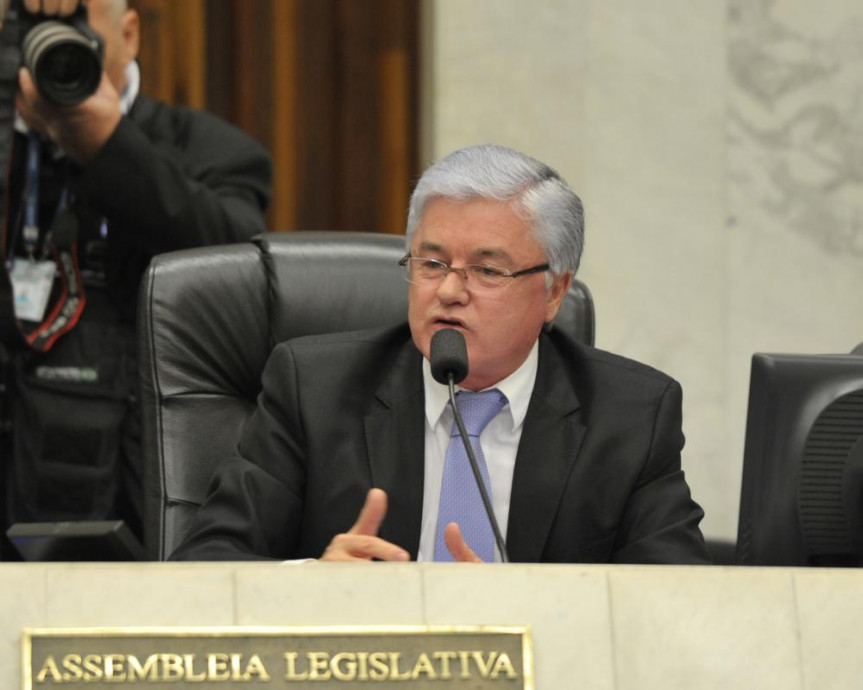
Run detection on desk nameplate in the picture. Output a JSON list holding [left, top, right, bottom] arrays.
[[23, 625, 533, 688]]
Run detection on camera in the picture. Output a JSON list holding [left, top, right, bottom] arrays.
[[6, 0, 104, 106]]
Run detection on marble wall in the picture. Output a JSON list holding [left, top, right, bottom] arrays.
[[6, 563, 863, 689], [424, 0, 863, 540]]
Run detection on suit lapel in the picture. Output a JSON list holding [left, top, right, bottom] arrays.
[[363, 340, 426, 559], [127, 94, 158, 129], [506, 335, 586, 561]]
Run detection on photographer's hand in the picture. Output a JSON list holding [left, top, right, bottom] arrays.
[[17, 66, 122, 163], [0, 1, 79, 29], [23, 0, 80, 16]]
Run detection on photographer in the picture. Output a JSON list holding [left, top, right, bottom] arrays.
[[0, 0, 272, 558]]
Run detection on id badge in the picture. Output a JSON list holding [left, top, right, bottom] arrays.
[[10, 258, 56, 322]]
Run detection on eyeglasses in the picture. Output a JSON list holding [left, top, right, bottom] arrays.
[[398, 254, 550, 291]]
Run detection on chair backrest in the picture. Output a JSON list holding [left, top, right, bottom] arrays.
[[138, 231, 595, 559]]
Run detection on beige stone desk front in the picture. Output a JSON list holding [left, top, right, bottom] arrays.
[[1, 562, 860, 689]]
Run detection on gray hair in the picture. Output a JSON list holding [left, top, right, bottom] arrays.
[[405, 144, 585, 276]]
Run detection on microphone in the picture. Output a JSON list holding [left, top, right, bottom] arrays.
[[429, 329, 509, 563], [430, 327, 468, 385]]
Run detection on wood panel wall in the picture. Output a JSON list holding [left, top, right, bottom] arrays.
[[130, 0, 419, 235]]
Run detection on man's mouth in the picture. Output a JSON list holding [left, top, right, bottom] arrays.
[[433, 317, 466, 329]]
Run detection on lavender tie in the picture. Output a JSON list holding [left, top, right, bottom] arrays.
[[434, 389, 507, 562]]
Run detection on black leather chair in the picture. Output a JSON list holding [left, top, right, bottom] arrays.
[[138, 231, 595, 560]]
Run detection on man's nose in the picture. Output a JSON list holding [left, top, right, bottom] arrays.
[[436, 268, 469, 304]]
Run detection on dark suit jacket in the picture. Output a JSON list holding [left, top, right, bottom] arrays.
[[2, 94, 271, 549], [172, 323, 711, 564], [75, 93, 272, 321]]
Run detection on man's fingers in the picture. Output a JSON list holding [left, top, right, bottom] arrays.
[[444, 522, 484, 563], [18, 67, 37, 100], [58, 0, 79, 15], [16, 69, 49, 136], [348, 488, 388, 537], [320, 533, 409, 562], [18, 67, 45, 118], [318, 489, 410, 562], [24, 0, 80, 16], [17, 68, 45, 114]]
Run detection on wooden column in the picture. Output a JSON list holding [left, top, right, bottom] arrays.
[[131, 0, 206, 108], [130, 0, 419, 235]]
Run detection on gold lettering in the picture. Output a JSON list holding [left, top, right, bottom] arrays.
[[243, 654, 271, 682], [471, 650, 496, 678], [208, 653, 231, 681], [355, 652, 370, 681], [61, 654, 84, 682], [410, 652, 437, 680], [35, 655, 63, 683], [230, 653, 243, 681], [387, 653, 411, 681], [368, 652, 389, 680], [183, 654, 206, 682], [82, 654, 103, 681], [457, 651, 472, 679], [127, 655, 159, 681], [490, 652, 518, 679], [104, 654, 126, 681], [433, 651, 456, 679], [308, 652, 332, 681], [33, 646, 518, 686], [284, 652, 309, 681], [331, 653, 357, 682], [161, 653, 185, 681]]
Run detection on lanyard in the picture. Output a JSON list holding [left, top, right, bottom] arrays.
[[13, 133, 88, 351], [22, 132, 40, 257], [21, 133, 74, 260]]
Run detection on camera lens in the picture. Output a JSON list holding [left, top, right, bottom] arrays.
[[22, 21, 102, 106]]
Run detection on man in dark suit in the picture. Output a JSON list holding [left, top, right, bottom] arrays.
[[172, 144, 710, 565], [1, 0, 271, 556]]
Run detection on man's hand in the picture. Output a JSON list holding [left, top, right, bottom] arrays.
[[17, 67, 122, 163], [319, 488, 411, 562], [319, 488, 489, 563], [443, 522, 484, 563], [23, 0, 80, 16]]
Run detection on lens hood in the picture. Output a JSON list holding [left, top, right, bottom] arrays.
[[22, 20, 103, 106]]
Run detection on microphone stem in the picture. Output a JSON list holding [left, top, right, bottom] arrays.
[[448, 376, 510, 563]]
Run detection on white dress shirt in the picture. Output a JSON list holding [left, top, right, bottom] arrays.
[[417, 340, 539, 562], [119, 60, 141, 114]]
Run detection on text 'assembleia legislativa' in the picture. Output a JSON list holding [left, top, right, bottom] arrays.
[[34, 649, 521, 684]]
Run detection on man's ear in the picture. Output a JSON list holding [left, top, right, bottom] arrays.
[[121, 8, 140, 62], [545, 271, 573, 324]]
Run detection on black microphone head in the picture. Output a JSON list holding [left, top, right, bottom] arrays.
[[430, 328, 468, 385]]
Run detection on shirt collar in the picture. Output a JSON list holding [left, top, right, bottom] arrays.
[[119, 60, 140, 114], [422, 338, 539, 432]]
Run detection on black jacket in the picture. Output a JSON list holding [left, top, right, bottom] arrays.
[[172, 324, 711, 565], [2, 95, 272, 546]]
